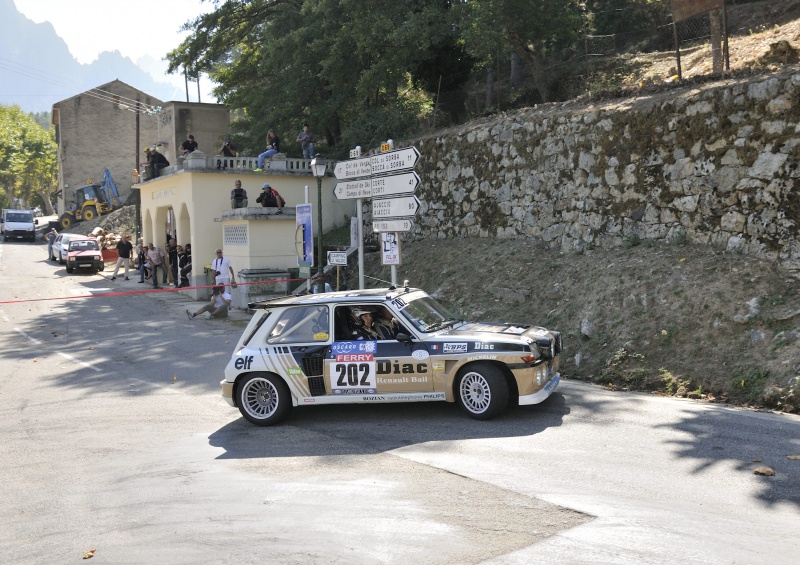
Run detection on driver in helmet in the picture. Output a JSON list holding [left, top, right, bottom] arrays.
[[349, 306, 379, 340]]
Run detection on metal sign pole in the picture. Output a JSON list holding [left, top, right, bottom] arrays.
[[357, 197, 364, 290]]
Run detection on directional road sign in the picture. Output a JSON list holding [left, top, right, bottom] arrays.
[[371, 171, 420, 197], [372, 195, 421, 219], [334, 156, 371, 180], [334, 178, 372, 200], [373, 219, 414, 232], [327, 251, 348, 266], [370, 147, 420, 175]]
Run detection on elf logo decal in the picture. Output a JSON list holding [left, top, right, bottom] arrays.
[[443, 343, 468, 353], [234, 355, 255, 370], [376, 360, 428, 374]]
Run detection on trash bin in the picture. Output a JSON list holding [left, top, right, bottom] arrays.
[[204, 265, 216, 298]]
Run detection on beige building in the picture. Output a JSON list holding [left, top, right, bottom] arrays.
[[52, 80, 163, 214], [135, 152, 354, 305]]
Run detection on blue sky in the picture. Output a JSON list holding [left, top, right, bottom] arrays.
[[13, 0, 217, 102]]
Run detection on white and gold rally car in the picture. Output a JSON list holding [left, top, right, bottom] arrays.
[[221, 286, 561, 426]]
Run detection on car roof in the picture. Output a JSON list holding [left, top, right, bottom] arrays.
[[66, 236, 96, 242], [249, 287, 420, 310]]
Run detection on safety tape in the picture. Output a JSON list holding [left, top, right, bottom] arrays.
[[0, 277, 319, 305]]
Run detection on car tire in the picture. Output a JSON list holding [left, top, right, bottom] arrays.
[[236, 373, 293, 426], [455, 362, 509, 420], [58, 252, 64, 264], [66, 265, 73, 273]]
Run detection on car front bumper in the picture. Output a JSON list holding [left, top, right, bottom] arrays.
[[518, 373, 560, 405], [221, 380, 235, 406]]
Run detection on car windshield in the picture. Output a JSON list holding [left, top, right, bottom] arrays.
[[5, 212, 32, 222], [391, 291, 460, 333], [69, 240, 99, 251]]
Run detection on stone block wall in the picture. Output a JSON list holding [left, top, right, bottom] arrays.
[[399, 69, 800, 273]]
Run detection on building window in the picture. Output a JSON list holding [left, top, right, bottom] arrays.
[[224, 225, 248, 246]]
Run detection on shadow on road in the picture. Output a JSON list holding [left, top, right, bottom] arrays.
[[208, 392, 570, 458]]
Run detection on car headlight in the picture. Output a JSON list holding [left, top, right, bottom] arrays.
[[93, 256, 101, 261], [68, 257, 75, 262]]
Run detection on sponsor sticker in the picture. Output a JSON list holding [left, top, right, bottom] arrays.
[[331, 341, 377, 355], [411, 349, 430, 360], [303, 398, 316, 403], [432, 361, 445, 371], [443, 343, 468, 353], [474, 343, 495, 350], [390, 297, 408, 311], [313, 332, 329, 340], [466, 354, 497, 362], [336, 353, 374, 362], [503, 326, 526, 334], [287, 367, 304, 377]]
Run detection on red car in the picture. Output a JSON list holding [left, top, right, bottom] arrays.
[[65, 237, 104, 274]]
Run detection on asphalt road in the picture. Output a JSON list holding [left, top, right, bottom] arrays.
[[1, 237, 798, 564]]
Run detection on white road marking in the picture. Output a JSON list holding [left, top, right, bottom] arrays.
[[14, 327, 102, 373]]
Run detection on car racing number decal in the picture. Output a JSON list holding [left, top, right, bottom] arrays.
[[331, 354, 377, 393]]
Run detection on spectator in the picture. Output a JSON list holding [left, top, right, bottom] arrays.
[[166, 238, 178, 287], [217, 136, 238, 170], [253, 130, 280, 172], [211, 248, 236, 293], [146, 243, 165, 289], [179, 243, 192, 288], [186, 285, 231, 320], [110, 234, 134, 281], [296, 123, 316, 159], [47, 228, 58, 260], [230, 180, 248, 209], [255, 183, 284, 214], [180, 135, 198, 156], [146, 147, 170, 178], [136, 237, 148, 283]]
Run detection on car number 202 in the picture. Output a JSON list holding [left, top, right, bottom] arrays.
[[331, 361, 377, 392]]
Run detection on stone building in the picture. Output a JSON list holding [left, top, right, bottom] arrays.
[[52, 80, 162, 214]]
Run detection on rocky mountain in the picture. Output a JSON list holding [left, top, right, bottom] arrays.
[[0, 0, 178, 113]]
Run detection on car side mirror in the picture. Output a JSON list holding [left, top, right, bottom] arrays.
[[396, 332, 413, 343]]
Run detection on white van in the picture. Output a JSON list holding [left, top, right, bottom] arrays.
[[1, 209, 38, 241]]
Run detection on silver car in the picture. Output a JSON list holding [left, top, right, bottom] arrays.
[[51, 233, 82, 264]]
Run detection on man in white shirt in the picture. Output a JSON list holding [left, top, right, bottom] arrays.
[[211, 249, 236, 293], [187, 286, 232, 319]]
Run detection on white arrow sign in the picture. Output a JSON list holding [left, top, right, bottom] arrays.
[[371, 171, 420, 197], [370, 147, 420, 175], [327, 251, 348, 266], [373, 219, 414, 232], [334, 178, 372, 199], [334, 156, 371, 180], [372, 195, 420, 219]]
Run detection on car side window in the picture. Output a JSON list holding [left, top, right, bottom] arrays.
[[267, 306, 330, 344]]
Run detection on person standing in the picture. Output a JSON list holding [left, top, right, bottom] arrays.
[[217, 137, 238, 170], [166, 238, 179, 287], [47, 228, 58, 260], [180, 135, 198, 156], [186, 286, 231, 320], [179, 243, 192, 287], [211, 249, 236, 293], [110, 234, 134, 281], [296, 123, 316, 159], [146, 243, 165, 289], [230, 180, 248, 209], [136, 237, 148, 283], [254, 130, 280, 172]]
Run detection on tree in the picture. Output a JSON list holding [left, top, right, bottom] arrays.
[[0, 104, 57, 213]]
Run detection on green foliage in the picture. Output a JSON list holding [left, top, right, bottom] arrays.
[[623, 233, 641, 248], [0, 104, 57, 210], [730, 367, 770, 404]]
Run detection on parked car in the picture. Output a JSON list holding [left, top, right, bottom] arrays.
[[51, 233, 82, 263], [221, 286, 562, 426], [64, 237, 104, 274]]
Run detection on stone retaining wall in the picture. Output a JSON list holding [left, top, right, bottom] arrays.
[[398, 69, 800, 272]]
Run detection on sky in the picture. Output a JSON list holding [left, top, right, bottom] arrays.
[[13, 0, 217, 103]]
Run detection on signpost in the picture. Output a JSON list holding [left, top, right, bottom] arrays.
[[372, 219, 413, 233], [327, 251, 347, 266], [372, 195, 420, 219], [333, 144, 422, 288]]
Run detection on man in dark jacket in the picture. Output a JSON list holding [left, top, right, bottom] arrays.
[[255, 183, 284, 214], [147, 148, 170, 178]]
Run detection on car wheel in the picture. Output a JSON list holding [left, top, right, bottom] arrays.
[[455, 362, 509, 420], [58, 252, 64, 264], [66, 265, 73, 273], [236, 373, 293, 426]]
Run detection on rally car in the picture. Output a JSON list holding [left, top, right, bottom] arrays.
[[64, 237, 104, 274], [221, 286, 561, 426]]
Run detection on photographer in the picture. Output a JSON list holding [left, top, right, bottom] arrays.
[[186, 285, 231, 320], [217, 137, 238, 170], [211, 248, 236, 293]]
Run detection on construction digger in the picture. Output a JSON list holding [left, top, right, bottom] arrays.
[[59, 168, 122, 229]]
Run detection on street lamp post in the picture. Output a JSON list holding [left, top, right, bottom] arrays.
[[310, 154, 327, 293]]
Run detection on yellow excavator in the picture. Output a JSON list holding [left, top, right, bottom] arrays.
[[59, 168, 122, 229]]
